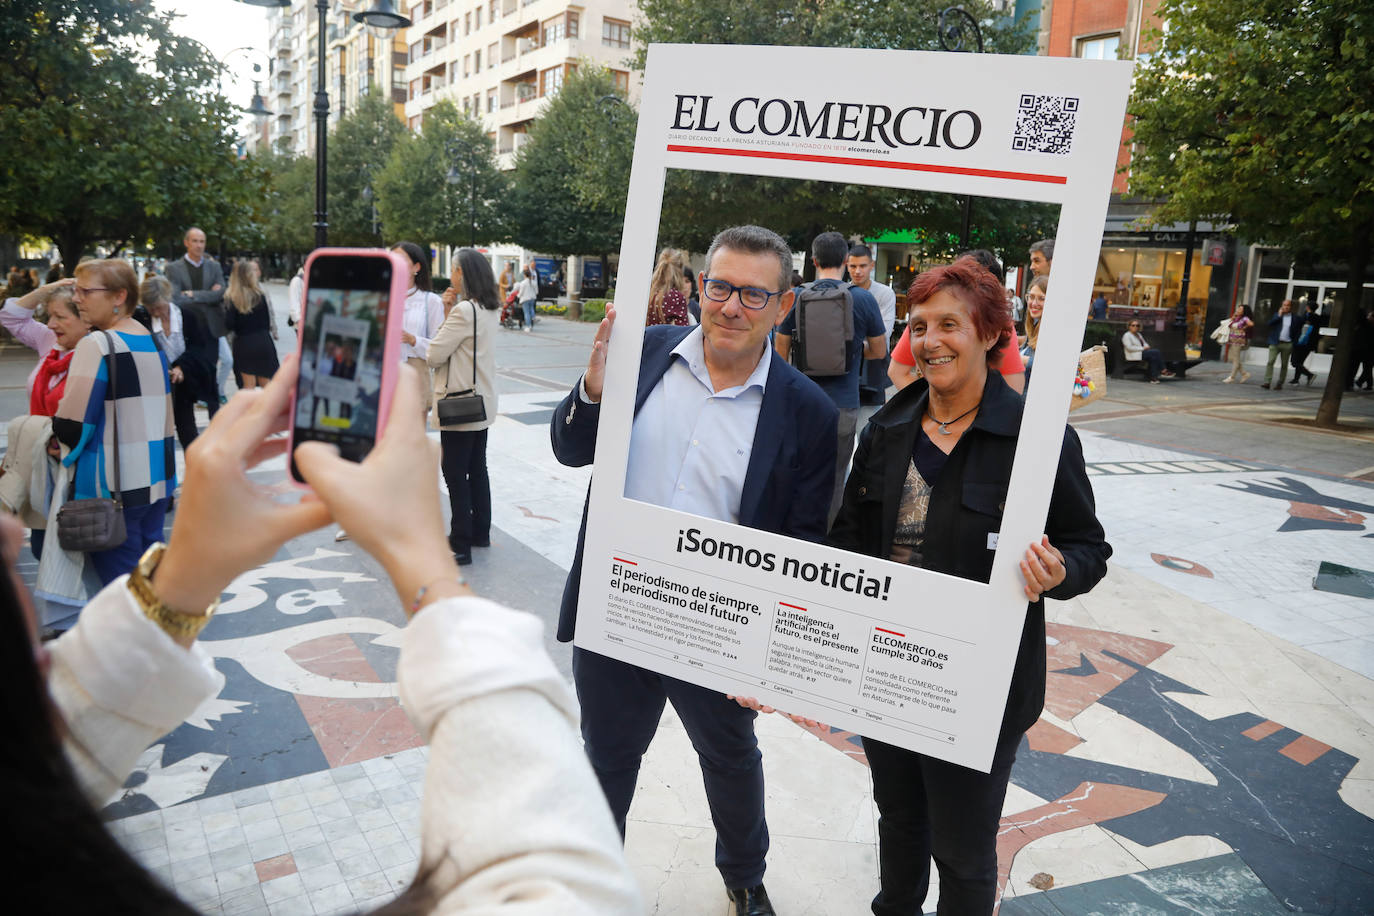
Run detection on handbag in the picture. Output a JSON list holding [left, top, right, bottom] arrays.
[[436, 302, 488, 425], [56, 330, 128, 551], [1068, 345, 1107, 412], [1210, 318, 1231, 344]]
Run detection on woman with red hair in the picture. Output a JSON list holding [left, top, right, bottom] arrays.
[[830, 256, 1111, 915]]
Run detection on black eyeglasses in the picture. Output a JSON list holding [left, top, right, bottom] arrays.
[[701, 278, 783, 311]]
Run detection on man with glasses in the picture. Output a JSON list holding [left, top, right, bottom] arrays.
[[776, 231, 887, 523], [552, 225, 838, 916], [165, 227, 229, 414]]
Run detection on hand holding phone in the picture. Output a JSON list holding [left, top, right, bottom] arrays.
[[287, 248, 408, 483]]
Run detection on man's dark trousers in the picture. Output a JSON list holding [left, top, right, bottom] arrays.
[[572, 647, 768, 889]]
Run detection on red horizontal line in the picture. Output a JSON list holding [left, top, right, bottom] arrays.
[[613, 557, 637, 565], [875, 627, 906, 637], [666, 143, 1067, 185], [779, 602, 806, 611]]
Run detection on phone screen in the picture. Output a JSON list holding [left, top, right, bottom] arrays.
[[291, 254, 394, 480]]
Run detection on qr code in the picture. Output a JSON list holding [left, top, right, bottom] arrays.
[[1013, 94, 1079, 155]]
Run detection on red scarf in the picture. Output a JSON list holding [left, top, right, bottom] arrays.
[[31, 347, 74, 417]]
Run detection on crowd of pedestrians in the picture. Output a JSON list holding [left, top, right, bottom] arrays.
[[5, 218, 1373, 916]]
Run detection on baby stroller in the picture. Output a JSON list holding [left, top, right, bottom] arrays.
[[500, 295, 522, 329]]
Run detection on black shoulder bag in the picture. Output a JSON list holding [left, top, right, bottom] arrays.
[[56, 330, 128, 552], [436, 302, 488, 425]]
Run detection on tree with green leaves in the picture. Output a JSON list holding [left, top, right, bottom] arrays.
[[374, 100, 509, 249], [1129, 0, 1374, 426], [630, 0, 1033, 69], [630, 0, 1042, 273], [256, 149, 314, 265], [509, 64, 637, 260], [0, 0, 269, 266], [327, 89, 408, 247]]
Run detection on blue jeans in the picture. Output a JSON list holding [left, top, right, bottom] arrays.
[[89, 498, 170, 586], [521, 299, 536, 327]]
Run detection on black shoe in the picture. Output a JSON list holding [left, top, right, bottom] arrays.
[[1275, 383, 1284, 390], [1261, 383, 1271, 389], [727, 884, 775, 916], [454, 551, 473, 566], [1290, 377, 1301, 385]]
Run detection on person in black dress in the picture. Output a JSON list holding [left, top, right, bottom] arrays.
[[224, 259, 279, 389]]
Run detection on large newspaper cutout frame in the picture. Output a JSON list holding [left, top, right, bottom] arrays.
[[578, 44, 1133, 771]]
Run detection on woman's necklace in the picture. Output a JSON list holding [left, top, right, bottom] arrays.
[[927, 401, 981, 436]]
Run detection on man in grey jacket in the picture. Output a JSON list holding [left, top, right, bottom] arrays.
[[165, 227, 230, 408]]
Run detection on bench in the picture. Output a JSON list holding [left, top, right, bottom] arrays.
[[1097, 323, 1204, 380]]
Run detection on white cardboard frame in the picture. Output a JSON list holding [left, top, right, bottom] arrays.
[[575, 44, 1133, 771]]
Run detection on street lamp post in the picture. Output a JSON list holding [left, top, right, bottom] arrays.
[[236, 1, 410, 250]]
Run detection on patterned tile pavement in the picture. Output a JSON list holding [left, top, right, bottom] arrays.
[[7, 290, 1373, 914]]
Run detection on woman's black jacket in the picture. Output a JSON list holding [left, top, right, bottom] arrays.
[[828, 371, 1111, 739]]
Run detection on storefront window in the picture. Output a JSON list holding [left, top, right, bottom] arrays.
[[1096, 250, 1134, 304]]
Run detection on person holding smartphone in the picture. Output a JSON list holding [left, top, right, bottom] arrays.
[[5, 358, 640, 913], [433, 249, 501, 564]]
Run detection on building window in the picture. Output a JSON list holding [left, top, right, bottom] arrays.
[[540, 64, 563, 96], [464, 11, 470, 34], [463, 53, 470, 76], [475, 7, 481, 28], [611, 69, 629, 94], [602, 18, 630, 49], [488, 41, 498, 68], [489, 0, 497, 21], [543, 17, 565, 45], [1077, 33, 1120, 60], [487, 88, 496, 112], [567, 12, 578, 38], [474, 49, 481, 69]]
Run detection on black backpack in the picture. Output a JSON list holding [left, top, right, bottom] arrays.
[[791, 281, 854, 377]]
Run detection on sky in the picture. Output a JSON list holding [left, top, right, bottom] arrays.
[[154, 0, 274, 108]]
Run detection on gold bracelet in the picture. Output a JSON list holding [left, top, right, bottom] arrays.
[[127, 543, 218, 640]]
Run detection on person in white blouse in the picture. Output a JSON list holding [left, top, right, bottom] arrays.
[[392, 242, 446, 416], [4, 357, 640, 913]]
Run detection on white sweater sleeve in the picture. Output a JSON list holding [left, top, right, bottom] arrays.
[[47, 577, 225, 806], [399, 597, 642, 914]]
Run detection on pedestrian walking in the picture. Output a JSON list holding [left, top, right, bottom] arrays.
[[1261, 299, 1299, 390], [514, 266, 538, 332], [223, 260, 278, 389], [1220, 303, 1254, 383]]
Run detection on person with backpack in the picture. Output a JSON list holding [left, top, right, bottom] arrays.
[[775, 231, 887, 523]]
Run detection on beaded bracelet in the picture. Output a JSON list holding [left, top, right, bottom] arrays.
[[410, 575, 468, 614]]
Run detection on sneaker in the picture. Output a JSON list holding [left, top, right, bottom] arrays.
[[1150, 379, 1161, 384], [1160, 370, 1176, 379], [1222, 376, 1234, 383], [1241, 373, 1251, 382], [334, 529, 350, 542], [523, 326, 531, 333]]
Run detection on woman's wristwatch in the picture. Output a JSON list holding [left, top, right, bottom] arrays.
[[126, 542, 218, 640]]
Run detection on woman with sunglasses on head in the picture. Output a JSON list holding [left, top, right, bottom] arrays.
[[54, 259, 175, 586]]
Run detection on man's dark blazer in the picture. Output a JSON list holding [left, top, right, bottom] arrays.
[[550, 324, 839, 643], [165, 256, 228, 338], [1266, 310, 1305, 347]]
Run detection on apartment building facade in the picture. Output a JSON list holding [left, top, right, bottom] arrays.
[[264, 1, 410, 157], [401, 0, 639, 169]]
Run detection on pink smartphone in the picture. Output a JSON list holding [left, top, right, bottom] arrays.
[[287, 247, 408, 484]]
